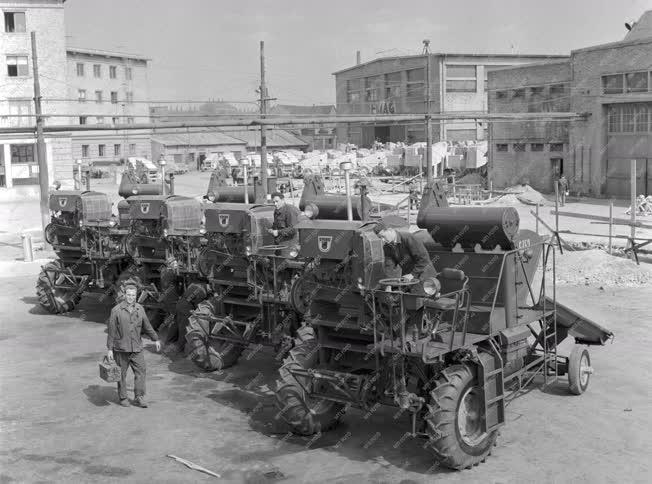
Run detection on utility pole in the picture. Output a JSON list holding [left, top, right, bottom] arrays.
[[259, 40, 269, 200], [423, 39, 432, 184], [31, 32, 50, 242]]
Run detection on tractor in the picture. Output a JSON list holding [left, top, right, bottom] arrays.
[[36, 189, 130, 314], [273, 182, 613, 470], [118, 192, 204, 337]]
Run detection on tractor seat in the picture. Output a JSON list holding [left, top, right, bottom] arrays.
[[423, 297, 459, 311]]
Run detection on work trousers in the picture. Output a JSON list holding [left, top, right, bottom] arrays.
[[114, 351, 146, 400]]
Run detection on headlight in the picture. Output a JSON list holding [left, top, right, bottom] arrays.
[[132, 188, 139, 195], [245, 246, 252, 256], [423, 277, 441, 296], [79, 220, 83, 227], [163, 228, 168, 237], [304, 203, 319, 219], [289, 249, 298, 258], [199, 228, 206, 235], [108, 220, 116, 227]]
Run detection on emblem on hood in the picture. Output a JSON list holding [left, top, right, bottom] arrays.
[[318, 236, 332, 253], [219, 214, 230, 227], [140, 203, 150, 214]]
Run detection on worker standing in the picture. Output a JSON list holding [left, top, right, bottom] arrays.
[[558, 174, 568, 207]]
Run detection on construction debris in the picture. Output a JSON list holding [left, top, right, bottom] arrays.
[[551, 249, 652, 287], [625, 195, 652, 216], [167, 454, 221, 479]]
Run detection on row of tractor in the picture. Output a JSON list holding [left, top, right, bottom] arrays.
[[38, 166, 613, 470]]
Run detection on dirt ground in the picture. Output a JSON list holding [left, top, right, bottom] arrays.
[[1, 173, 651, 483]]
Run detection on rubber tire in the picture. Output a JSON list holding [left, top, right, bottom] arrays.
[[36, 261, 82, 314], [275, 339, 345, 436], [185, 299, 247, 371], [425, 364, 499, 470], [568, 346, 591, 395]]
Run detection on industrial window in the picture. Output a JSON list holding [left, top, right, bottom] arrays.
[[126, 91, 134, 104], [129, 144, 136, 155], [110, 91, 118, 104], [81, 145, 89, 158], [496, 144, 508, 152], [10, 144, 34, 163], [530, 143, 544, 152], [385, 71, 401, 100], [621, 104, 635, 132], [365, 77, 381, 102], [95, 90, 102, 103], [78, 89, 86, 102], [93, 64, 101, 78], [446, 65, 476, 92], [635, 104, 649, 132], [98, 144, 105, 157], [96, 116, 104, 124], [406, 68, 425, 99], [607, 105, 621, 132], [76, 63, 84, 77], [114, 144, 121, 156], [549, 143, 564, 152], [512, 89, 525, 98], [79, 116, 87, 125], [109, 65, 117, 79], [625, 71, 648, 93], [6, 56, 28, 77], [602, 74, 623, 94], [529, 86, 544, 97], [513, 143, 526, 152], [346, 78, 362, 103], [112, 116, 119, 124], [550, 84, 566, 97], [496, 91, 507, 99], [125, 67, 132, 80], [4, 12, 26, 33]]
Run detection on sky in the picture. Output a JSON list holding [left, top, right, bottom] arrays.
[[64, 0, 651, 108]]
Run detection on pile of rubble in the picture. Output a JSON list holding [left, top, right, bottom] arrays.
[[625, 195, 652, 216], [480, 184, 550, 207], [551, 249, 652, 287]]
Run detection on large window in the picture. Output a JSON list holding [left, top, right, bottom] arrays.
[[125, 67, 132, 80], [78, 89, 86, 102], [446, 64, 476, 92], [365, 77, 381, 102], [126, 91, 134, 104], [385, 71, 401, 100], [114, 144, 121, 156], [98, 144, 105, 157], [602, 72, 652, 95], [6, 56, 28, 77], [4, 12, 26, 33], [406, 68, 425, 98], [11, 144, 34, 163], [346, 79, 362, 103], [109, 65, 117, 79], [95, 90, 103, 103], [81, 145, 90, 158], [626, 71, 648, 93], [76, 63, 84, 77], [110, 91, 118, 104], [608, 103, 652, 132], [93, 64, 101, 78]]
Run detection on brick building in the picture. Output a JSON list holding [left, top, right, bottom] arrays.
[[333, 52, 567, 148], [488, 10, 652, 197], [0, 0, 71, 187]]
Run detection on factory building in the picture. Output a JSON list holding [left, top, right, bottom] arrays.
[[488, 10, 652, 197], [333, 52, 567, 148]]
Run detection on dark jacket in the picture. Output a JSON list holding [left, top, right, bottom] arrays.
[[107, 301, 158, 352], [384, 231, 436, 281], [272, 203, 300, 244]]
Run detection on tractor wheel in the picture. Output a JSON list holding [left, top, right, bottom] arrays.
[[185, 299, 249, 371], [275, 339, 345, 436], [425, 364, 499, 470], [568, 346, 592, 395], [36, 261, 83, 314]]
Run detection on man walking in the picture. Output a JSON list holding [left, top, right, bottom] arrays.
[[107, 285, 160, 408]]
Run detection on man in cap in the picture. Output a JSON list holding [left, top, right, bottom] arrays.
[[373, 218, 437, 294]]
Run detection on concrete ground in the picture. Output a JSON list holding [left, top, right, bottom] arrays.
[[1, 173, 651, 483], [1, 267, 651, 483]]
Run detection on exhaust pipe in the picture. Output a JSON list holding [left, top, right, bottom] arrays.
[[242, 158, 250, 204], [340, 160, 353, 221]]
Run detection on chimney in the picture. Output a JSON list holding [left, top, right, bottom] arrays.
[[356, 51, 361, 65]]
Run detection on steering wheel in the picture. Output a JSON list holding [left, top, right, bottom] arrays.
[[378, 277, 419, 287], [259, 245, 287, 251]]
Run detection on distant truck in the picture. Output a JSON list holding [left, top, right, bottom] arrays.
[[126, 157, 160, 183]]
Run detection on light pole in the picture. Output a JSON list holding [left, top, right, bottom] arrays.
[[76, 159, 82, 191], [159, 155, 166, 195], [340, 160, 353, 221], [242, 157, 250, 204]]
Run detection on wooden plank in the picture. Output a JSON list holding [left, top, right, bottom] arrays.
[[550, 210, 652, 229]]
